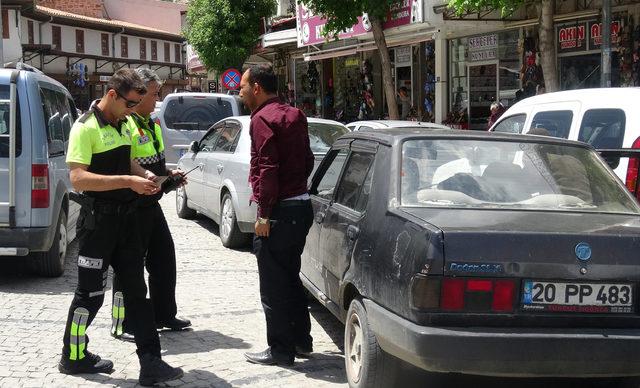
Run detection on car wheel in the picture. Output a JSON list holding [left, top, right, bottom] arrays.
[[345, 298, 399, 388], [176, 185, 196, 219], [219, 192, 248, 248], [31, 209, 67, 277]]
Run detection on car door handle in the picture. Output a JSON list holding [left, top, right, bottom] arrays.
[[314, 211, 325, 224], [198, 163, 204, 170], [347, 225, 359, 240], [216, 164, 224, 174]]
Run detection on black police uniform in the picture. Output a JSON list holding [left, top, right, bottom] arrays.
[[61, 106, 160, 364], [111, 113, 181, 335]]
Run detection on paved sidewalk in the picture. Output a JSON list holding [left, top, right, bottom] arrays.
[[0, 196, 346, 387]]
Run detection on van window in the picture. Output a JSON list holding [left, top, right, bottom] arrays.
[[530, 110, 573, 138], [492, 114, 526, 133], [41, 87, 75, 155], [0, 85, 21, 158], [164, 96, 234, 131], [579, 109, 626, 168]]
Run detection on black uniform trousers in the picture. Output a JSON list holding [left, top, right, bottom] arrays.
[[253, 200, 314, 358], [62, 206, 161, 359], [113, 202, 178, 330]]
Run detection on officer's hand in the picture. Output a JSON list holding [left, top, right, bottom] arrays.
[[169, 169, 187, 186], [130, 176, 159, 195], [254, 221, 270, 237], [144, 170, 157, 182]]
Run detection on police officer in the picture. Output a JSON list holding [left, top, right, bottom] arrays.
[[58, 69, 183, 386], [111, 68, 191, 342]]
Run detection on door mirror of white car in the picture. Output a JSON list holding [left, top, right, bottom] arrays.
[[189, 141, 200, 153]]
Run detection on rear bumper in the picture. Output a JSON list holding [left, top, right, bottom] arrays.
[[0, 226, 55, 256], [364, 299, 640, 377]]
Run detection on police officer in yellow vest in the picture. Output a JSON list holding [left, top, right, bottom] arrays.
[[111, 68, 191, 343], [59, 69, 183, 386]]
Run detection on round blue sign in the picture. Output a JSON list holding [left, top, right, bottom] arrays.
[[574, 242, 592, 261]]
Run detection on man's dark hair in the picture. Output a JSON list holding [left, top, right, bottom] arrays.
[[247, 64, 277, 94], [399, 86, 408, 93], [107, 68, 147, 96]]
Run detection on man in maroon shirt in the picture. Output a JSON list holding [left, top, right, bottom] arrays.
[[240, 64, 315, 366]]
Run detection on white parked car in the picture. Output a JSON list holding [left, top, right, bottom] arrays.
[[489, 88, 640, 193], [347, 120, 451, 131], [175, 116, 349, 248]]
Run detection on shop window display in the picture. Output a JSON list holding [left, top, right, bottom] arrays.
[[358, 59, 375, 120], [295, 60, 322, 117], [422, 41, 436, 122], [333, 56, 360, 122]]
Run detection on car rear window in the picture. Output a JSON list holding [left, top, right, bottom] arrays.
[[163, 96, 234, 131], [308, 122, 349, 154], [0, 85, 21, 158], [530, 110, 573, 138], [400, 138, 640, 214]]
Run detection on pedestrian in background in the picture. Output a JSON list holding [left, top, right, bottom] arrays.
[[397, 86, 411, 120], [487, 101, 506, 130], [110, 68, 191, 344], [59, 68, 182, 386], [239, 64, 315, 366]]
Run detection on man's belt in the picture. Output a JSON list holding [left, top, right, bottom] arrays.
[[276, 199, 310, 208]]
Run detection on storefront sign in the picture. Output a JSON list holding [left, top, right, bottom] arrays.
[[468, 34, 497, 62], [395, 46, 411, 67], [589, 20, 620, 48], [557, 22, 587, 53], [296, 0, 423, 47]]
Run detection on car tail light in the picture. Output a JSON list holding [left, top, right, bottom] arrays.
[[440, 277, 516, 313], [441, 278, 465, 311], [410, 275, 440, 310], [625, 136, 640, 199], [31, 164, 49, 208]]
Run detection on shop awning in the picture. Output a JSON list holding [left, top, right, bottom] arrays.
[[262, 28, 297, 48]]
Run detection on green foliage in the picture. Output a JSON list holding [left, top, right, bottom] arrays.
[[302, 0, 395, 34], [184, 0, 276, 72], [447, 0, 524, 17]]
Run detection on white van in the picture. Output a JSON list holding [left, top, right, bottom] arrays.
[[490, 88, 640, 191]]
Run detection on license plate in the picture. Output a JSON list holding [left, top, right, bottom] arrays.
[[521, 280, 634, 314]]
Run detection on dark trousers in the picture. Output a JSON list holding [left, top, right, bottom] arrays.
[[113, 202, 178, 331], [253, 200, 314, 357], [62, 208, 161, 360]]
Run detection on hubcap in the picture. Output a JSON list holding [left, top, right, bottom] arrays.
[[58, 220, 67, 264], [346, 312, 363, 383], [221, 197, 233, 240]]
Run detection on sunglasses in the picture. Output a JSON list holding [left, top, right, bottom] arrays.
[[114, 90, 141, 108]]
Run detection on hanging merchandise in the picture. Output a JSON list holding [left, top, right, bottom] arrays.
[[520, 37, 543, 97], [422, 41, 436, 122], [324, 77, 334, 110], [307, 61, 319, 94], [358, 59, 375, 120]]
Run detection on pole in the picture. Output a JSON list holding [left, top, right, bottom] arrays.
[[0, 0, 4, 66], [601, 0, 612, 87]]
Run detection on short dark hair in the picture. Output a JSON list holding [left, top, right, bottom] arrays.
[[247, 64, 277, 94], [399, 86, 408, 93], [107, 68, 147, 96]]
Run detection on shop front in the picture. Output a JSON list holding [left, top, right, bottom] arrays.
[[448, 30, 521, 130]]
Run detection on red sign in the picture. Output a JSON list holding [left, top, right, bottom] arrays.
[[589, 20, 620, 48], [221, 68, 241, 90], [557, 22, 587, 52]]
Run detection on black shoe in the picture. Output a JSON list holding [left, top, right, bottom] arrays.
[[244, 347, 294, 366], [113, 332, 135, 343], [58, 351, 114, 375], [156, 316, 192, 331], [138, 354, 183, 387], [295, 344, 313, 358]]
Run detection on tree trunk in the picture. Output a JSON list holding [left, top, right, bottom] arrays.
[[371, 16, 399, 120], [538, 0, 558, 92]]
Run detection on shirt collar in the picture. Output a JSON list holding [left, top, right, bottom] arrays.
[[250, 97, 280, 118], [92, 100, 126, 129]]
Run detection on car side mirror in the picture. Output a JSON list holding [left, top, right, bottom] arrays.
[[189, 141, 200, 153]]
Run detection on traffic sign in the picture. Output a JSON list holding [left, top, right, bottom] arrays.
[[221, 68, 241, 90], [208, 80, 218, 93]]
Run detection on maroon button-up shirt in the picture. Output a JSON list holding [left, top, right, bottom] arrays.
[[249, 97, 314, 218]]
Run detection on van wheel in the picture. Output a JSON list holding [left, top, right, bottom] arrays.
[[345, 298, 400, 388], [176, 186, 196, 219], [31, 209, 67, 277], [219, 192, 247, 248]]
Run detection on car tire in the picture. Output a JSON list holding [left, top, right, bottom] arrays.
[[31, 209, 67, 278], [345, 298, 400, 388], [219, 192, 248, 249], [176, 185, 196, 219]]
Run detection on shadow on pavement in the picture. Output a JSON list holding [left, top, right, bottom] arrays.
[[179, 369, 234, 387], [309, 300, 344, 352], [294, 353, 347, 385], [161, 329, 251, 356], [192, 214, 253, 253]]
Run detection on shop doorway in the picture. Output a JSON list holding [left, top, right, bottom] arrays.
[[468, 62, 497, 130], [560, 52, 620, 90]]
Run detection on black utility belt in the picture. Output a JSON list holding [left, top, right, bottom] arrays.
[[275, 199, 310, 208], [92, 199, 138, 215]]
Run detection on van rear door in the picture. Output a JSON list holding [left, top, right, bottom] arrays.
[[0, 73, 30, 229]]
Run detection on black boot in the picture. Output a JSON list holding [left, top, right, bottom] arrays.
[[156, 316, 192, 331], [112, 331, 135, 343], [244, 347, 294, 366], [138, 354, 183, 386], [58, 351, 114, 375]]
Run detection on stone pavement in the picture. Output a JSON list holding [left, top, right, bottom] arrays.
[[0, 195, 346, 388]]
